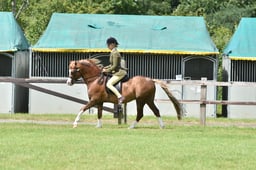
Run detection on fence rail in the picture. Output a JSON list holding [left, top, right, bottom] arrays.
[[167, 78, 256, 125], [0, 77, 114, 112], [2, 77, 256, 87], [1, 77, 256, 126]]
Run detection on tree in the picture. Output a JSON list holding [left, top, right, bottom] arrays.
[[172, 0, 256, 51], [1, 0, 255, 49], [0, 0, 12, 11], [18, 0, 105, 44]]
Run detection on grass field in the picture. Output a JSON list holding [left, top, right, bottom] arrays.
[[1, 114, 256, 170]]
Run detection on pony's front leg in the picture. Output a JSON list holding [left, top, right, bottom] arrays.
[[73, 101, 95, 128], [73, 110, 84, 128], [96, 103, 103, 128]]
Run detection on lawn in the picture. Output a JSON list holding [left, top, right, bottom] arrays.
[[0, 114, 256, 170]]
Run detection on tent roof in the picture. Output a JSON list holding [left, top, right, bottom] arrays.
[[33, 13, 218, 55], [0, 12, 29, 52], [224, 18, 256, 61]]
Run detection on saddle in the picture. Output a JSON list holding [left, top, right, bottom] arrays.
[[104, 74, 129, 95]]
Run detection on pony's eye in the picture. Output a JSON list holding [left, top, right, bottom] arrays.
[[70, 68, 80, 74]]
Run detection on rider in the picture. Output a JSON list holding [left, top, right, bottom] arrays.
[[103, 37, 127, 105]]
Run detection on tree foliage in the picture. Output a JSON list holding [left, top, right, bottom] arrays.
[[1, 0, 255, 50]]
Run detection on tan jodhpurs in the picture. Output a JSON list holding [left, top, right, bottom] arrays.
[[106, 70, 126, 98]]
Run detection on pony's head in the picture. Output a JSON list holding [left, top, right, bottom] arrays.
[[67, 60, 82, 86], [67, 59, 102, 86]]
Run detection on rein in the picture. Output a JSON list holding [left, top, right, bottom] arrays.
[[82, 73, 101, 84]]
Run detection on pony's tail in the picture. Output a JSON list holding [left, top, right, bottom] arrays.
[[153, 79, 182, 120]]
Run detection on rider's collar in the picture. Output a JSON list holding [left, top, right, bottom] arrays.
[[111, 48, 117, 52]]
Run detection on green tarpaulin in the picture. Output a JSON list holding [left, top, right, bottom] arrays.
[[224, 18, 256, 61], [33, 13, 218, 55], [0, 12, 29, 52]]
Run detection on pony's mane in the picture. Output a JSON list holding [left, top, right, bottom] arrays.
[[88, 58, 103, 68], [89, 58, 100, 65], [78, 59, 102, 68]]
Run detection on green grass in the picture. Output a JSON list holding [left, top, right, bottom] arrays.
[[1, 114, 256, 170]]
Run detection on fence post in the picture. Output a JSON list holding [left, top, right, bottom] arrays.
[[118, 105, 122, 125], [200, 77, 207, 126], [124, 103, 127, 124]]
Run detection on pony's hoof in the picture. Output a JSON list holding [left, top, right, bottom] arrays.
[[73, 123, 78, 128], [128, 121, 137, 129], [66, 78, 74, 86], [160, 125, 165, 129], [128, 126, 135, 129], [95, 125, 102, 128]]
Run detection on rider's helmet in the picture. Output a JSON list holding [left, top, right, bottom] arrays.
[[106, 37, 119, 46]]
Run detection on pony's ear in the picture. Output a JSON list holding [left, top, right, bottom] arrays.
[[68, 61, 74, 69], [69, 60, 75, 66]]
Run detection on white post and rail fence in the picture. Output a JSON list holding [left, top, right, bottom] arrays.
[[1, 77, 256, 126]]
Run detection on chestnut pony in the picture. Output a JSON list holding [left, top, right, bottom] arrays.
[[67, 59, 182, 129]]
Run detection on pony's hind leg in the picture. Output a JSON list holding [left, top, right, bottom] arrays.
[[147, 100, 165, 129], [96, 103, 103, 128], [129, 100, 145, 129]]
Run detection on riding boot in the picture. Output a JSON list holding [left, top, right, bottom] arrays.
[[118, 96, 125, 105]]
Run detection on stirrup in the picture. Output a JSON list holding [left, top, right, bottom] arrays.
[[118, 96, 125, 105]]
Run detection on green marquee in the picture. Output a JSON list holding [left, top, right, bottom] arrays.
[[33, 13, 218, 55], [0, 12, 29, 52], [224, 18, 256, 61]]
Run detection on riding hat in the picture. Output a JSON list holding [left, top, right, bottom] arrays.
[[106, 37, 119, 45]]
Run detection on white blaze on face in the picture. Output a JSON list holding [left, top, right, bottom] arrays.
[[68, 69, 72, 77], [66, 69, 73, 86]]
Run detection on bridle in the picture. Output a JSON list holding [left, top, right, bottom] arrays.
[[69, 62, 101, 84]]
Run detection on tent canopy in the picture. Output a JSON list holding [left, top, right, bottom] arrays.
[[33, 13, 218, 55], [224, 18, 256, 61], [0, 12, 29, 52]]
